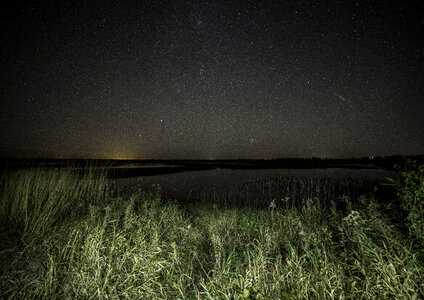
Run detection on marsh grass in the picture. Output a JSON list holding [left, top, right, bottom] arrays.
[[0, 166, 423, 299]]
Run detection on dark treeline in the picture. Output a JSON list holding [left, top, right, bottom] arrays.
[[1, 155, 423, 170]]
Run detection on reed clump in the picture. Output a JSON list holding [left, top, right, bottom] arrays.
[[0, 166, 108, 240]]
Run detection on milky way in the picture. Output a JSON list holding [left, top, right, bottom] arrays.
[[1, 0, 423, 159]]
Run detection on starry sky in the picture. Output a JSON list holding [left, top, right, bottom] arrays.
[[1, 0, 423, 159]]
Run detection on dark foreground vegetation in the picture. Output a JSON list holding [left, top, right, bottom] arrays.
[[0, 162, 423, 299]]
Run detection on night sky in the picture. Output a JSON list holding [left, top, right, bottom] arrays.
[[1, 0, 423, 159]]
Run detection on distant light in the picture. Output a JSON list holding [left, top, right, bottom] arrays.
[[112, 156, 135, 160]]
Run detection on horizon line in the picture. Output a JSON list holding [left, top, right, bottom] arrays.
[[1, 154, 423, 161]]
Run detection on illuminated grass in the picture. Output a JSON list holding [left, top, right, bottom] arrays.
[[0, 166, 108, 239], [0, 167, 423, 298]]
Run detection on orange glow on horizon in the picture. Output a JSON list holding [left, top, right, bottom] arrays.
[[110, 156, 137, 160]]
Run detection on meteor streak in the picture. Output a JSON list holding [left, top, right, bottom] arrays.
[[334, 92, 347, 102]]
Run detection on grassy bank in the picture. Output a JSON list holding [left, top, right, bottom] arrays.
[[0, 167, 423, 298]]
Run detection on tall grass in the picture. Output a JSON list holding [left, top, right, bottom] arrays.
[[0, 166, 108, 239], [0, 166, 423, 298]]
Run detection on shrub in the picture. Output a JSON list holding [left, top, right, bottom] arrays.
[[386, 160, 424, 243]]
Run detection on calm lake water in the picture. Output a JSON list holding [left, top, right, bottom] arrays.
[[111, 168, 397, 204]]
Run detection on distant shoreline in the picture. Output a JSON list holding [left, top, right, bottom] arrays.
[[0, 156, 411, 178]]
